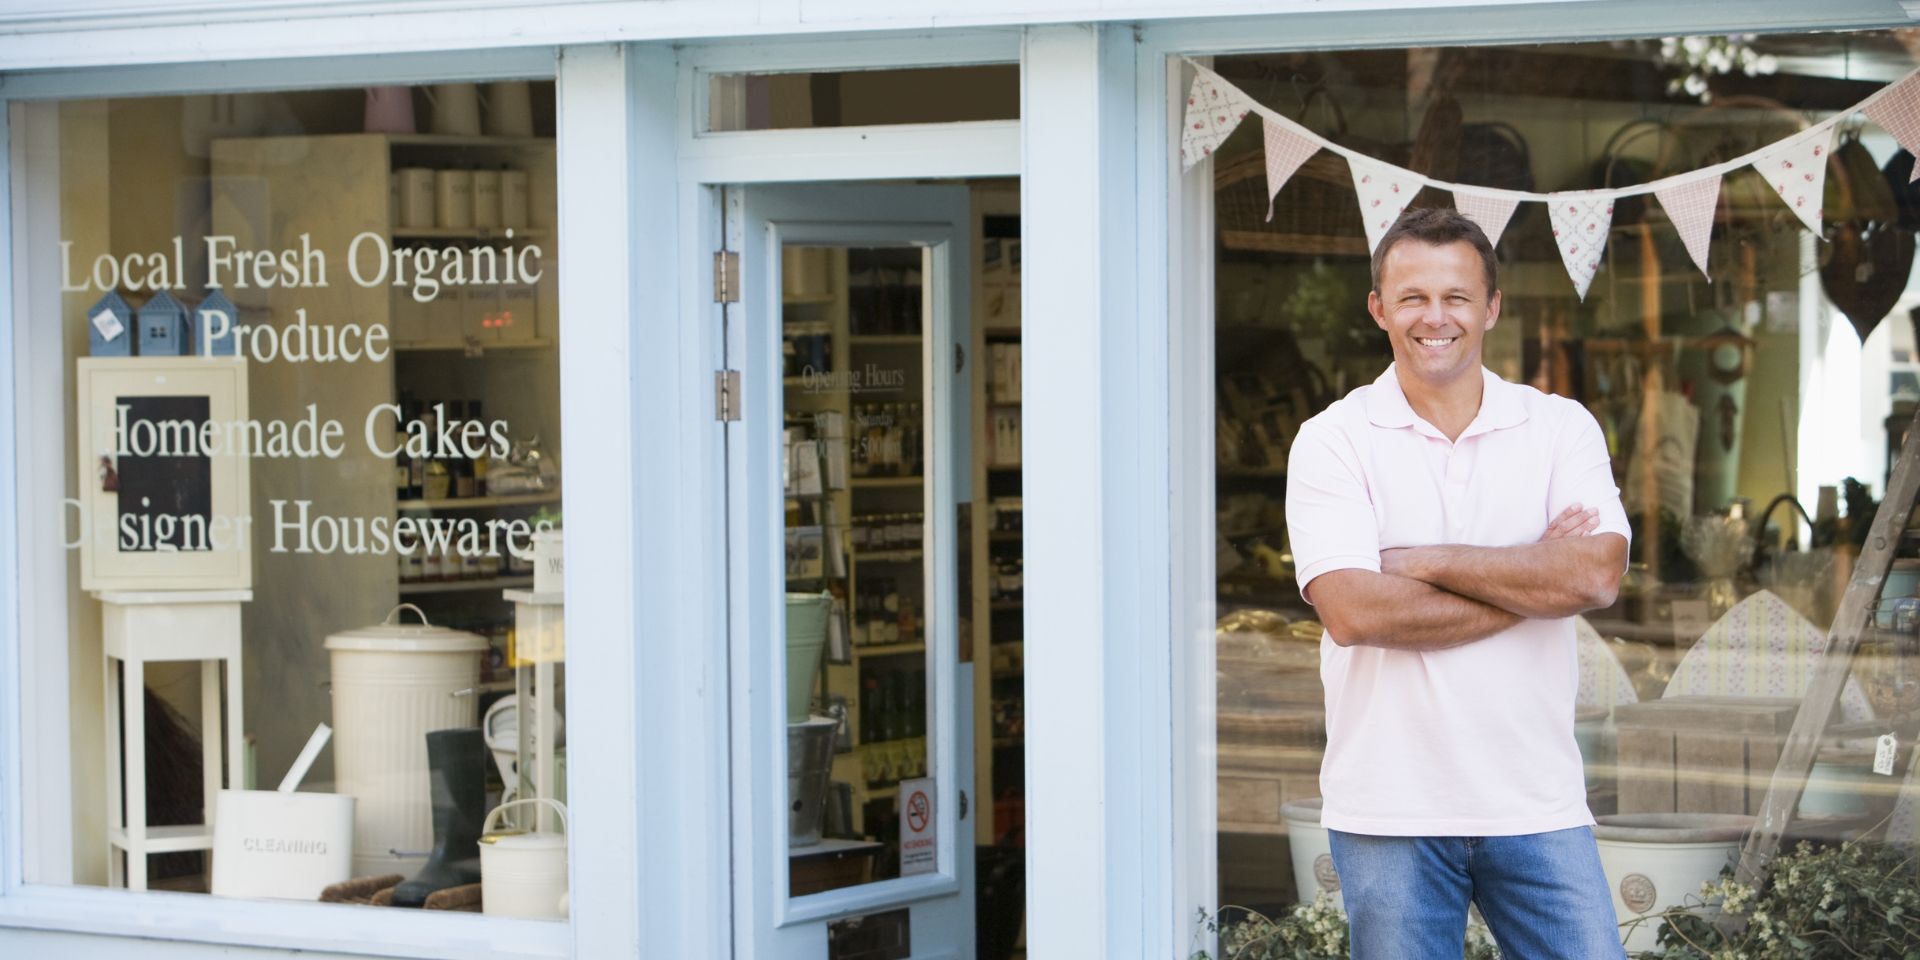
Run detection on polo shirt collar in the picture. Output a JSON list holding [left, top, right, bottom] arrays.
[[1366, 364, 1529, 438]]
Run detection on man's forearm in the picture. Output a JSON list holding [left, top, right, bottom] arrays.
[[1383, 534, 1626, 619], [1309, 568, 1524, 651]]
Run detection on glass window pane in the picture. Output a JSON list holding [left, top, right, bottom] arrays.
[[23, 80, 571, 916], [783, 245, 938, 894], [1206, 30, 1920, 953], [707, 65, 1018, 132]]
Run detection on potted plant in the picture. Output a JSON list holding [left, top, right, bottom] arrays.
[[1192, 895, 1502, 960], [1635, 838, 1920, 958]]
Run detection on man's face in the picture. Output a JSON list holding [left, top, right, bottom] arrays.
[[1367, 238, 1500, 391]]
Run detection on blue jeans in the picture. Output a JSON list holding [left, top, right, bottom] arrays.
[[1328, 827, 1625, 960]]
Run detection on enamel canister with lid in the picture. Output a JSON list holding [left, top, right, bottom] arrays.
[[325, 604, 486, 878]]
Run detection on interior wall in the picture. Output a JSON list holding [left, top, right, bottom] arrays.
[[60, 99, 110, 888]]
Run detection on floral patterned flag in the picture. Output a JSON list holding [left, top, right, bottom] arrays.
[[1262, 116, 1321, 221], [1451, 189, 1522, 248], [1548, 191, 1616, 300], [1180, 68, 1257, 171], [1748, 121, 1835, 235], [1654, 173, 1722, 280], [1348, 155, 1422, 254], [1864, 72, 1920, 182]]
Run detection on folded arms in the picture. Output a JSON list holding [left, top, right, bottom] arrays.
[[1307, 505, 1626, 651]]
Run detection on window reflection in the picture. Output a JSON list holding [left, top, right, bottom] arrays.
[[1210, 33, 1920, 949]]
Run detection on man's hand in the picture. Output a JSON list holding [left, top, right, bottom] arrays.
[[1380, 503, 1602, 581], [1540, 503, 1600, 541]]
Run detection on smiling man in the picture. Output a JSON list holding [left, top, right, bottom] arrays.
[[1284, 208, 1631, 959]]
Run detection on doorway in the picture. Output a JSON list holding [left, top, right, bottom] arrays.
[[721, 180, 1026, 959]]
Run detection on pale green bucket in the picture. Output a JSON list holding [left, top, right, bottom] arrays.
[[786, 593, 832, 724]]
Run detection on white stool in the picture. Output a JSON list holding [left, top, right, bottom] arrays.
[[98, 590, 250, 890]]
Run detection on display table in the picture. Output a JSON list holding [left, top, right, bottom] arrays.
[[97, 589, 250, 890]]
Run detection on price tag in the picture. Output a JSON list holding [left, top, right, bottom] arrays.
[[1876, 733, 1898, 776], [90, 308, 125, 342]]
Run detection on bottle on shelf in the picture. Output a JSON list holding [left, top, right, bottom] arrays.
[[898, 595, 917, 646], [909, 670, 926, 738], [905, 403, 921, 477], [421, 402, 451, 500], [901, 262, 922, 335], [452, 400, 477, 499], [404, 399, 425, 499], [861, 675, 880, 744], [881, 404, 901, 476], [394, 392, 415, 501], [879, 670, 901, 742], [470, 399, 490, 497]]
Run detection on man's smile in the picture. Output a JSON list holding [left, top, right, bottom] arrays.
[[1415, 335, 1459, 348]]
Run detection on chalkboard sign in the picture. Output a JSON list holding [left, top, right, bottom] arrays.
[[114, 395, 214, 553], [77, 357, 251, 591]]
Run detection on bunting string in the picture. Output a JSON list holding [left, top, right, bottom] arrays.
[[1180, 57, 1920, 299]]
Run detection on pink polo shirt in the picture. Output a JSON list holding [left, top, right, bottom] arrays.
[[1285, 365, 1630, 837]]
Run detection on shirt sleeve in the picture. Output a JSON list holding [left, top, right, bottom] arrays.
[[1548, 401, 1632, 554], [1285, 418, 1382, 604]]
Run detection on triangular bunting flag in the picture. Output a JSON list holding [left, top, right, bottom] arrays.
[[1262, 116, 1321, 221], [1181, 68, 1258, 171], [1865, 73, 1920, 182], [1654, 173, 1722, 280], [1548, 192, 1617, 300], [1749, 121, 1835, 235], [1348, 155, 1422, 253], [1451, 190, 1521, 248]]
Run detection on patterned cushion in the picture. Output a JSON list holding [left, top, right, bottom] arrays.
[[1662, 590, 1873, 723]]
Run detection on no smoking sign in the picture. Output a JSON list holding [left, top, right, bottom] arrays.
[[897, 777, 936, 876]]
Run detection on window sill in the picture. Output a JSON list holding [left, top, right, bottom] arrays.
[[0, 884, 569, 959]]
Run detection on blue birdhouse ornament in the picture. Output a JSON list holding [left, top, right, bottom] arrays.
[[136, 290, 191, 357], [86, 290, 134, 356], [196, 290, 240, 356]]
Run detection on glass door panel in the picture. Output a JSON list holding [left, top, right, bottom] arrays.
[[728, 182, 974, 958]]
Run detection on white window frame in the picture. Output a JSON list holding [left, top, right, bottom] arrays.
[[0, 43, 657, 960], [675, 29, 1022, 183], [1139, 4, 1912, 957]]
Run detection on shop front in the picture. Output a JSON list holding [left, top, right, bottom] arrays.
[[3, 2, 1920, 959]]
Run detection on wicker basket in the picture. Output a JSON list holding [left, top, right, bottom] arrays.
[[1216, 148, 1369, 256]]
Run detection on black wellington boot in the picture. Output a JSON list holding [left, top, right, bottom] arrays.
[[391, 728, 487, 908]]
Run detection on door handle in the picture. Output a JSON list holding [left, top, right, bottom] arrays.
[[958, 789, 969, 820]]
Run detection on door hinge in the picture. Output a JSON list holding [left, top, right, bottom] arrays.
[[715, 369, 742, 422], [713, 250, 740, 303]]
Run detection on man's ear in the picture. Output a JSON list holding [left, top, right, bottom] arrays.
[[1484, 289, 1502, 331], [1368, 289, 1388, 332]]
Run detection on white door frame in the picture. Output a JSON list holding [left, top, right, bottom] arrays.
[[670, 30, 1016, 960], [1138, 6, 1911, 958]]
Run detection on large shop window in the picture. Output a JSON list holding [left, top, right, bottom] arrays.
[[18, 80, 571, 916], [1205, 31, 1920, 955]]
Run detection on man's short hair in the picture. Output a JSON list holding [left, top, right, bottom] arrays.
[[1370, 207, 1499, 297]]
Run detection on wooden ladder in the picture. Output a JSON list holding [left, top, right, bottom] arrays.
[[1733, 407, 1920, 888]]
